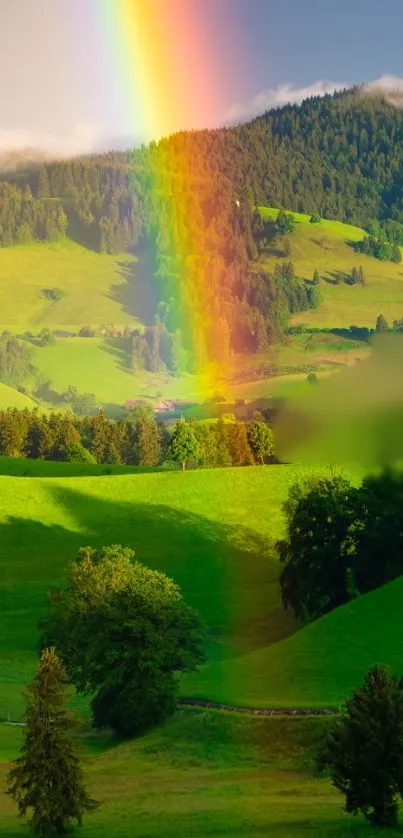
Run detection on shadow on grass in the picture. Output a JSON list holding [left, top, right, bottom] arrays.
[[323, 270, 349, 285], [0, 483, 296, 688], [108, 246, 161, 324]]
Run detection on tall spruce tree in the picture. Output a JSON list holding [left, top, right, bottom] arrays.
[[318, 665, 403, 828], [7, 648, 96, 835]]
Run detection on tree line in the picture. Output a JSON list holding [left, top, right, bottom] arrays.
[[0, 407, 274, 469]]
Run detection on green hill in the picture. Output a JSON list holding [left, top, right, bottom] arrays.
[[0, 382, 39, 410], [183, 576, 403, 709], [1, 463, 350, 719], [0, 239, 141, 330], [0, 208, 401, 411], [1, 709, 371, 838], [259, 207, 403, 329]]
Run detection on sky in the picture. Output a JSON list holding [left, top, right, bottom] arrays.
[[1, 0, 403, 155]]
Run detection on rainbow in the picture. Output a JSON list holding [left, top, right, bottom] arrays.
[[93, 0, 236, 399]]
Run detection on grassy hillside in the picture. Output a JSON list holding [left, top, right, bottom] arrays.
[[0, 382, 39, 410], [183, 576, 403, 709], [0, 463, 367, 721], [259, 207, 403, 329], [3, 710, 391, 838], [0, 464, 347, 719], [0, 209, 400, 410], [0, 239, 142, 330]]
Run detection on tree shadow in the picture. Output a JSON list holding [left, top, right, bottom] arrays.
[[324, 270, 348, 285], [108, 246, 161, 323], [100, 336, 132, 374], [64, 206, 100, 253]]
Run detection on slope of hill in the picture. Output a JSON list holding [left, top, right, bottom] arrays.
[[0, 709, 362, 838], [0, 239, 141, 329], [259, 208, 403, 329], [0, 463, 354, 719], [0, 382, 39, 410], [183, 576, 403, 709]]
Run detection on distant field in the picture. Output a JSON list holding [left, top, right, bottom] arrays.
[[259, 207, 403, 329], [0, 239, 142, 329], [32, 337, 218, 411], [0, 382, 39, 410], [0, 210, 399, 410]]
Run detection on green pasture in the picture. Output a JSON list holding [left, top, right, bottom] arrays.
[[2, 709, 397, 837], [259, 206, 403, 329], [0, 463, 367, 722], [0, 239, 141, 330]]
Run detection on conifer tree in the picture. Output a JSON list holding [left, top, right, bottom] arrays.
[[135, 409, 162, 466], [376, 313, 389, 332], [227, 423, 254, 466], [313, 269, 320, 285], [7, 648, 96, 835], [318, 665, 403, 828]]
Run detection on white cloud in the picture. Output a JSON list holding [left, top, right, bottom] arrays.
[[225, 80, 348, 123], [0, 122, 104, 157], [362, 74, 403, 108]]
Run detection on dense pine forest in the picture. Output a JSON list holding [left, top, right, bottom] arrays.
[[3, 87, 403, 368]]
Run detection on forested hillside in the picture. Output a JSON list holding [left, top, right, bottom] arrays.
[[2, 87, 403, 371]]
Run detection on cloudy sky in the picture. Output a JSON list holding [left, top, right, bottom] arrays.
[[1, 0, 403, 155]]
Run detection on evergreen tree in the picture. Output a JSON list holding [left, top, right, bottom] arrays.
[[376, 313, 389, 332], [135, 408, 162, 466], [392, 244, 402, 263], [37, 167, 50, 199], [318, 665, 403, 828], [312, 269, 320, 285], [227, 423, 254, 466], [7, 648, 96, 834], [168, 418, 199, 471]]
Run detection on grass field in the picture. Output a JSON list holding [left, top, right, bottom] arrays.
[[0, 239, 142, 330], [259, 207, 403, 329], [3, 709, 397, 838], [0, 208, 401, 412], [0, 382, 39, 410], [0, 462, 369, 722]]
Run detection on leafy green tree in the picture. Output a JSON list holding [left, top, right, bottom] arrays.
[[392, 244, 402, 263], [307, 285, 322, 309], [7, 648, 96, 835], [62, 442, 97, 464], [39, 328, 55, 347], [40, 546, 205, 737], [168, 418, 199, 471], [278, 475, 358, 621], [318, 665, 403, 827], [310, 213, 321, 224], [248, 414, 274, 464], [376, 313, 389, 331]]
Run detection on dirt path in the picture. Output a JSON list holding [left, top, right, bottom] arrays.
[[178, 699, 338, 716]]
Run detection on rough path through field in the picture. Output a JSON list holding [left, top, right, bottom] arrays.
[[178, 699, 338, 716]]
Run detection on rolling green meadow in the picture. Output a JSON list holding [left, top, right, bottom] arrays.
[[1, 210, 403, 835], [2, 461, 402, 836], [0, 208, 402, 412]]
